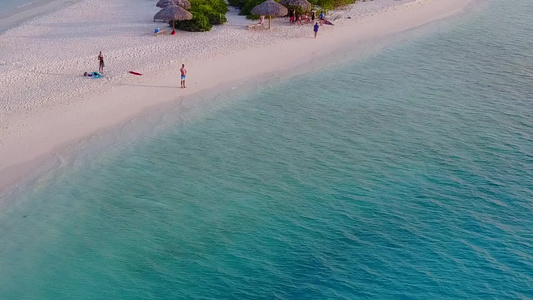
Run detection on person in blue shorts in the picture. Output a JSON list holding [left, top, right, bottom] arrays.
[[180, 64, 187, 88], [314, 22, 319, 39]]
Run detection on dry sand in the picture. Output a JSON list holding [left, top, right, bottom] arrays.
[[0, 0, 471, 193]]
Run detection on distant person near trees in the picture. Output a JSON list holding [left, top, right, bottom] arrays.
[[289, 8, 295, 24]]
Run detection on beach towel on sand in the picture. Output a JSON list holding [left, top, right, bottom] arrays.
[[87, 72, 103, 78]]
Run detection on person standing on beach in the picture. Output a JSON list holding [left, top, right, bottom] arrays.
[[180, 64, 187, 88], [98, 51, 104, 73], [313, 22, 319, 38], [289, 8, 294, 24]]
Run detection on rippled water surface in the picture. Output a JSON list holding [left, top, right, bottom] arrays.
[[1, 0, 532, 298]]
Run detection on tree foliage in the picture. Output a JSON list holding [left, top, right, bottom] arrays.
[[173, 0, 228, 32], [229, 0, 356, 17]]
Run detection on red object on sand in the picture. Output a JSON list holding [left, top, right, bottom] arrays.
[[171, 30, 176, 35], [129, 71, 142, 75]]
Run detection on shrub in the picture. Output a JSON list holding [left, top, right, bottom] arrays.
[[173, 0, 228, 32], [232, 0, 356, 17], [192, 0, 228, 14], [228, 0, 245, 8], [175, 13, 212, 32], [239, 0, 265, 16], [206, 11, 227, 25]]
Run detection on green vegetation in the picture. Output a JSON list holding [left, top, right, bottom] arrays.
[[308, 0, 356, 11], [228, 0, 356, 17], [168, 0, 356, 31], [173, 0, 228, 32], [228, 0, 263, 17]]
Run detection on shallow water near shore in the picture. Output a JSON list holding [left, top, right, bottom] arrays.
[[0, 0, 80, 33], [0, 0, 34, 13], [1, 0, 532, 298]]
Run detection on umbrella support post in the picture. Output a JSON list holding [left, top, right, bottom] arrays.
[[171, 20, 176, 35], [250, 0, 287, 30]]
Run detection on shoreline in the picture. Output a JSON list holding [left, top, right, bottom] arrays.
[[0, 0, 472, 198], [0, 0, 80, 33]]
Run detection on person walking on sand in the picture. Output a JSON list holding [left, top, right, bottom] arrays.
[[313, 22, 319, 38], [180, 64, 187, 88], [98, 51, 104, 73]]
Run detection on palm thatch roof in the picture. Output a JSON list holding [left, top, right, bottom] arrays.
[[280, 0, 312, 11], [174, 0, 191, 10], [156, 0, 191, 10], [251, 0, 288, 17], [156, 0, 173, 8], [154, 4, 193, 22]]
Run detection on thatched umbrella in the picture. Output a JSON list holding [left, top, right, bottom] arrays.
[[173, 0, 191, 10], [156, 0, 191, 10], [156, 0, 173, 8], [280, 0, 311, 12], [251, 0, 288, 30], [153, 4, 193, 35]]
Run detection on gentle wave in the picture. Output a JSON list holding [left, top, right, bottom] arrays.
[[17, 2, 33, 9]]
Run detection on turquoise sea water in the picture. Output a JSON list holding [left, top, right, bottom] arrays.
[[0, 0, 38, 14], [1, 0, 532, 298]]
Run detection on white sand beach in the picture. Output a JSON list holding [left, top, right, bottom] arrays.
[[0, 0, 471, 193]]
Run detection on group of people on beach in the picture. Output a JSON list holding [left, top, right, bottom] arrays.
[[85, 51, 188, 88], [286, 9, 324, 38], [87, 7, 330, 83], [288, 9, 324, 25]]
